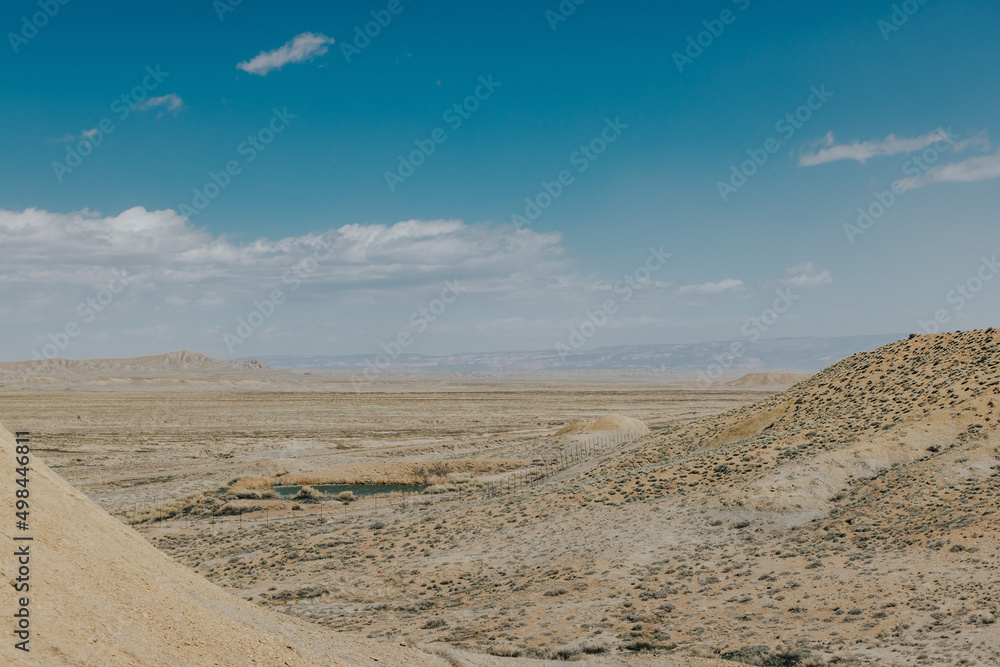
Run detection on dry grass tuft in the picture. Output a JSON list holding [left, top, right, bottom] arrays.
[[229, 476, 273, 492]]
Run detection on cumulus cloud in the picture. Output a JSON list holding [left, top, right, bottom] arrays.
[[0, 207, 572, 314], [237, 32, 335, 76], [781, 262, 832, 288], [4, 208, 849, 357], [675, 279, 744, 296], [136, 93, 184, 116], [799, 128, 953, 166]]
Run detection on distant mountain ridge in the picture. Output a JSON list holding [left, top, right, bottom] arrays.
[[247, 334, 905, 374], [0, 335, 906, 378], [0, 351, 270, 376]]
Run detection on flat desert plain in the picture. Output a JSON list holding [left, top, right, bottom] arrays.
[[3, 334, 1000, 666]]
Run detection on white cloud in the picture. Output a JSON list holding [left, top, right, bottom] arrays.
[[781, 262, 832, 288], [237, 33, 335, 76], [136, 93, 184, 116], [898, 147, 1000, 191], [49, 128, 98, 146], [50, 95, 184, 147], [799, 128, 953, 166], [675, 279, 744, 296], [0, 207, 572, 316], [2, 208, 854, 358]]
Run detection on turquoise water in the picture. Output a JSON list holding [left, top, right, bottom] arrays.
[[273, 483, 428, 499]]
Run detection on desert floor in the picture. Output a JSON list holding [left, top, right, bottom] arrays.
[[3, 353, 997, 666]]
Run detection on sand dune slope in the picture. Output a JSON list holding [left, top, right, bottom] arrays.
[[611, 330, 1000, 516]]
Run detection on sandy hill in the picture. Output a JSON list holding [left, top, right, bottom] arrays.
[[525, 330, 998, 663], [601, 329, 1000, 524]]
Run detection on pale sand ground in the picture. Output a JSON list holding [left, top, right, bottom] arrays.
[[29, 336, 1000, 665], [0, 419, 743, 666], [0, 359, 775, 666], [0, 419, 450, 666], [10, 333, 1000, 664]]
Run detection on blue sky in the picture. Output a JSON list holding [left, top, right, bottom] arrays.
[[2, 0, 999, 362]]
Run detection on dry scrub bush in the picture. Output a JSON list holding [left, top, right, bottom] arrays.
[[294, 485, 324, 502], [489, 643, 523, 657], [262, 459, 527, 488], [720, 644, 824, 666], [234, 488, 278, 500], [126, 492, 212, 524], [547, 644, 583, 660], [580, 637, 611, 654], [216, 502, 262, 516]]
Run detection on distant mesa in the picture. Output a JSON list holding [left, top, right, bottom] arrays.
[[0, 351, 271, 375]]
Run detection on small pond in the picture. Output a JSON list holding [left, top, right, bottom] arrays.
[[273, 484, 428, 499]]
